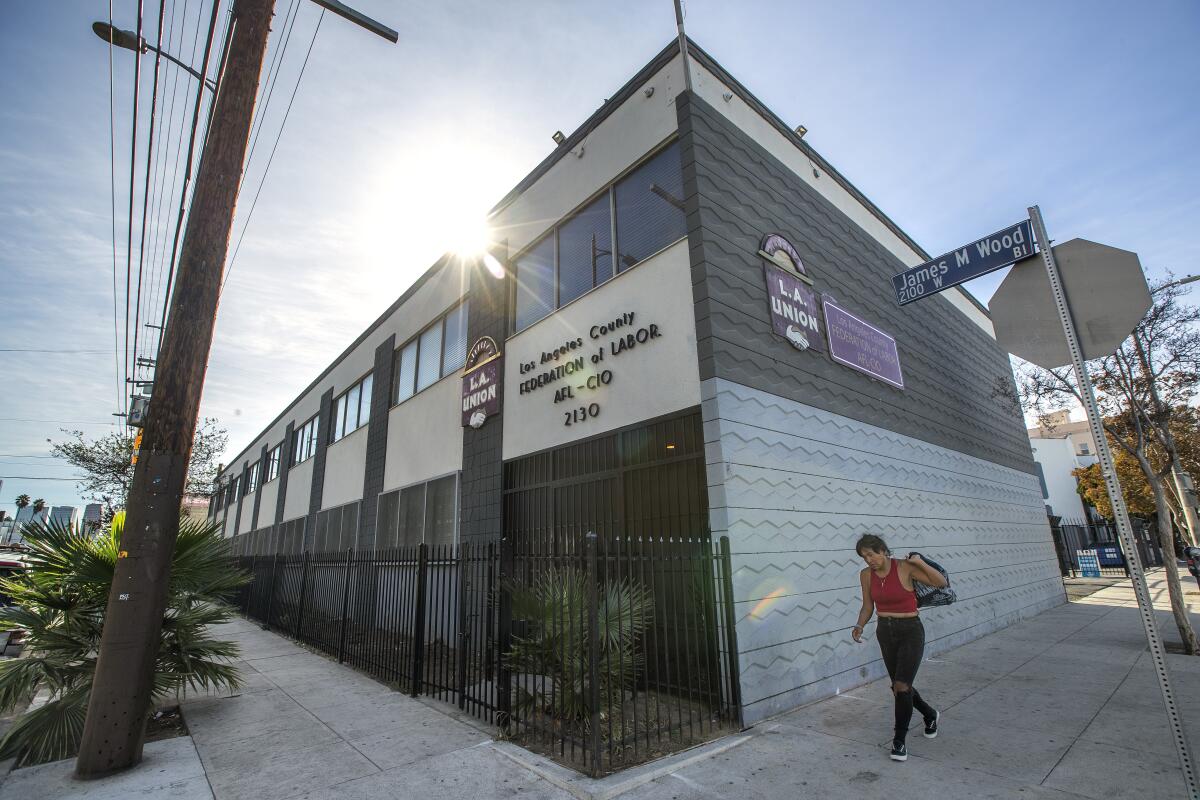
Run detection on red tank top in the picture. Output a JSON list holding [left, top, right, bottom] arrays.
[[872, 559, 918, 614]]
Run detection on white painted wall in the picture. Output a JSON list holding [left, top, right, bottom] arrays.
[[502, 239, 701, 460], [322, 424, 369, 508], [238, 494, 254, 533], [1029, 437, 1089, 520], [258, 479, 279, 526], [383, 376, 464, 492], [283, 458, 314, 522]]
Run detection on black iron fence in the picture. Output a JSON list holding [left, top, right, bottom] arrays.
[[1049, 517, 1164, 577], [234, 531, 741, 776]]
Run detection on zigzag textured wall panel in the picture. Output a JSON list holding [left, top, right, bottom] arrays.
[[705, 379, 1064, 723]]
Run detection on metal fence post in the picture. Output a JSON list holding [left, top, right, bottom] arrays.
[[264, 552, 279, 629], [719, 536, 744, 729], [496, 538, 512, 729], [411, 542, 429, 697], [295, 550, 311, 639], [338, 547, 354, 663], [585, 530, 601, 776], [455, 544, 469, 710], [244, 554, 256, 614]]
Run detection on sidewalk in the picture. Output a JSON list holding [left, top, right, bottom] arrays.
[[2, 571, 1197, 800]]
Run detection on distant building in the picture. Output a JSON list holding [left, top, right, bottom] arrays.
[[49, 506, 83, 528], [181, 495, 210, 523], [1028, 410, 1099, 521], [1028, 409, 1099, 462], [84, 503, 104, 529], [14, 506, 49, 526]]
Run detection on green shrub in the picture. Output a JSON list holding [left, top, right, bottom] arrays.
[[0, 513, 249, 766], [504, 566, 653, 725]]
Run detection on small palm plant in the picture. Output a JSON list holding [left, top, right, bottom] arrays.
[[0, 513, 249, 766], [504, 566, 653, 726]]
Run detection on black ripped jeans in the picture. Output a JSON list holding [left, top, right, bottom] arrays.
[[876, 616, 935, 743]]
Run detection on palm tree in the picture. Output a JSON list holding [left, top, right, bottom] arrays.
[[30, 499, 46, 523], [14, 495, 29, 519], [0, 513, 248, 765]]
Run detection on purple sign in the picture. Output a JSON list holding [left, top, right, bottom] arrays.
[[822, 298, 904, 389], [764, 263, 825, 353], [462, 357, 502, 428]]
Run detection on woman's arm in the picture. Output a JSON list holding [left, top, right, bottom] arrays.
[[905, 554, 947, 588], [852, 569, 874, 641]]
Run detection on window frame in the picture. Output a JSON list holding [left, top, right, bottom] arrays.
[[331, 371, 374, 445], [246, 462, 261, 495], [292, 415, 319, 466], [265, 444, 281, 482], [390, 300, 470, 408], [509, 139, 685, 335]]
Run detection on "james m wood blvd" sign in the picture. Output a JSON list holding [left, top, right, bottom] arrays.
[[891, 219, 1035, 306]]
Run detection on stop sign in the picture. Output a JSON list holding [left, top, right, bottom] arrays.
[[989, 239, 1151, 370]]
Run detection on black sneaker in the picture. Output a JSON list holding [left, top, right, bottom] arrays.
[[890, 740, 908, 762], [924, 710, 939, 739]]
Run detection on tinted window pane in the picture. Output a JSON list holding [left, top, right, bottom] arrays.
[[558, 194, 612, 306], [359, 374, 373, 424], [417, 322, 443, 391], [398, 485, 425, 547], [514, 235, 555, 331], [345, 384, 361, 432], [441, 302, 468, 376], [394, 341, 417, 403], [614, 142, 686, 272], [425, 475, 457, 546], [376, 490, 399, 550], [333, 395, 347, 442]]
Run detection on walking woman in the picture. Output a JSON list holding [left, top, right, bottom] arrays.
[[851, 533, 947, 762]]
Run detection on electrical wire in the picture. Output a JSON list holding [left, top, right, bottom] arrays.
[[123, 1, 147, 434], [130, 0, 168, 393], [107, 0, 124, 423], [222, 8, 325, 293], [156, 0, 228, 360]]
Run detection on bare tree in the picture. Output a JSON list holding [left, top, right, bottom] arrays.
[[1014, 278, 1200, 655], [49, 418, 229, 513]]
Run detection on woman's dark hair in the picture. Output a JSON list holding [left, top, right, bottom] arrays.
[[855, 533, 890, 556]]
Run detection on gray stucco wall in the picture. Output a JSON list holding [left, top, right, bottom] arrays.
[[678, 92, 1063, 724]]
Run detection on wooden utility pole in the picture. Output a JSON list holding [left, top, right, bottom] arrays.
[[75, 0, 276, 776]]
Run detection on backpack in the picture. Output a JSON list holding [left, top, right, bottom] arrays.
[[907, 551, 956, 608]]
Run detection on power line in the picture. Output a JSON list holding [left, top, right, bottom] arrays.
[[223, 7, 324, 292], [0, 419, 118, 425], [156, 0, 228, 361], [130, 0, 168, 398], [0, 476, 88, 481], [107, 0, 124, 423], [123, 0, 147, 435], [0, 349, 114, 354]]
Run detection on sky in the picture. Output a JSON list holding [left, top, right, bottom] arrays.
[[1, 0, 1198, 516]]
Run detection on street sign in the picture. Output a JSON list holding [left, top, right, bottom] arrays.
[[892, 219, 1035, 305], [990, 239, 1151, 369]]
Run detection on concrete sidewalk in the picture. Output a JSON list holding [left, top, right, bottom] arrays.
[[2, 571, 1197, 799]]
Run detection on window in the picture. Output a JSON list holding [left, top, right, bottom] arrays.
[[292, 416, 319, 465], [394, 340, 418, 403], [332, 373, 373, 444], [391, 302, 470, 404], [614, 140, 686, 272], [246, 462, 261, 495], [558, 193, 613, 306], [512, 141, 685, 333], [374, 474, 459, 550], [442, 301, 468, 376], [265, 445, 281, 482], [417, 324, 443, 392], [230, 476, 241, 502]]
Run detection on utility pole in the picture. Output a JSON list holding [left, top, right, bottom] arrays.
[[76, 0, 396, 778], [75, 0, 276, 776]]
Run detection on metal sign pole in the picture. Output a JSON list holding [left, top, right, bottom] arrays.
[[1028, 205, 1197, 797]]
